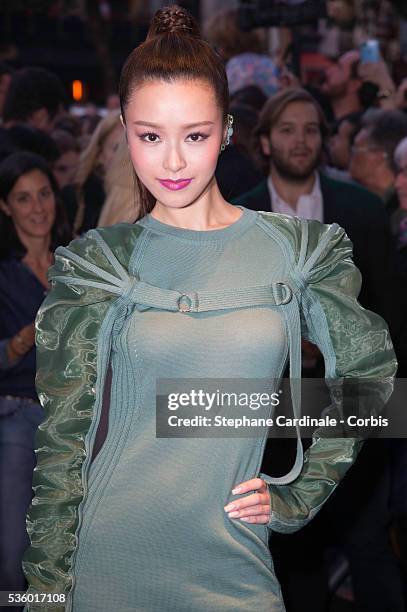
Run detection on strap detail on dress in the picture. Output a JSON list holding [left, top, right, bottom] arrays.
[[122, 276, 295, 312], [51, 275, 124, 296], [55, 246, 127, 290], [300, 222, 340, 276], [88, 229, 130, 282], [53, 256, 297, 311], [261, 296, 304, 485], [55, 230, 308, 486], [297, 218, 309, 270]]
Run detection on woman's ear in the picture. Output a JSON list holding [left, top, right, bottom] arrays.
[[120, 114, 128, 144], [0, 199, 11, 216]]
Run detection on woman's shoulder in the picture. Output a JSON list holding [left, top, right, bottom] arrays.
[[257, 210, 348, 248], [255, 210, 353, 280], [44, 223, 144, 300], [55, 222, 143, 268]]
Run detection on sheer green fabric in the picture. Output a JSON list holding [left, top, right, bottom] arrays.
[[21, 212, 397, 610], [257, 216, 396, 533], [22, 224, 143, 610]]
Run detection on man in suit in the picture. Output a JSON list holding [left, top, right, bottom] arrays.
[[234, 88, 407, 612]]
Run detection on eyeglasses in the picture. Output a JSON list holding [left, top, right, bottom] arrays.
[[351, 144, 388, 158]]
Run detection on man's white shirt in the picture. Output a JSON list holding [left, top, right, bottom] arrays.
[[267, 172, 323, 222]]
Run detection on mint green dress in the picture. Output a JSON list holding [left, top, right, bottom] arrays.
[[22, 206, 396, 612]]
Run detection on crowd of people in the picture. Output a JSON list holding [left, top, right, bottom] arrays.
[[0, 4, 407, 611]]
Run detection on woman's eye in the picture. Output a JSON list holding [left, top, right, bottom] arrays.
[[139, 132, 160, 143], [187, 132, 208, 142], [138, 132, 208, 143], [40, 189, 52, 198]]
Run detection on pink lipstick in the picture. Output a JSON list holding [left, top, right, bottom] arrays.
[[158, 178, 192, 190]]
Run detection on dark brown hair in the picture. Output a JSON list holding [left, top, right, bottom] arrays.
[[0, 151, 71, 259], [253, 88, 330, 174], [118, 4, 230, 220]]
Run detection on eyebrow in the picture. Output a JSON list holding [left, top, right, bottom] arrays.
[[13, 186, 50, 196], [132, 121, 215, 128]]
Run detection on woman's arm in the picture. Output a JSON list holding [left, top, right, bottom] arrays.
[[0, 322, 36, 369], [261, 219, 397, 534], [22, 224, 140, 611]]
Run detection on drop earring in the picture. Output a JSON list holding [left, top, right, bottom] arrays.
[[220, 114, 234, 152]]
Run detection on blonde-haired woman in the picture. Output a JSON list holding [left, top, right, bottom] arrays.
[[66, 110, 122, 236], [97, 134, 138, 226]]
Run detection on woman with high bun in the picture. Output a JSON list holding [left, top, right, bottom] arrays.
[[22, 5, 396, 612]]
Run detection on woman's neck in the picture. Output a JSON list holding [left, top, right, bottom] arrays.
[[17, 231, 52, 265], [150, 179, 239, 230]]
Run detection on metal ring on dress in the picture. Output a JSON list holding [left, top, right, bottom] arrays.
[[177, 294, 193, 312]]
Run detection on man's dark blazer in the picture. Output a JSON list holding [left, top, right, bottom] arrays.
[[234, 172, 407, 375]]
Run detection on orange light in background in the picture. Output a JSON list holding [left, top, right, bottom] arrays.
[[72, 80, 84, 101]]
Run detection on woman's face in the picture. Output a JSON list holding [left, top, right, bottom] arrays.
[[0, 169, 56, 240], [122, 79, 225, 211]]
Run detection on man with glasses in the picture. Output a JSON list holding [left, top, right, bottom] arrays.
[[350, 108, 407, 204]]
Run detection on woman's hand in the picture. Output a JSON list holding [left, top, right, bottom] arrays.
[[7, 321, 36, 364], [224, 477, 271, 524]]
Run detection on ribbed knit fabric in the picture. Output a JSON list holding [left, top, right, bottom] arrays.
[[70, 206, 290, 611], [22, 204, 396, 612]]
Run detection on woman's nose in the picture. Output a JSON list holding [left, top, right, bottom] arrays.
[[32, 196, 45, 212], [163, 144, 186, 173]]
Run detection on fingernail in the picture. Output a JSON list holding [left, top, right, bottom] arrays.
[[228, 511, 239, 518], [224, 503, 235, 511], [232, 487, 242, 494], [240, 517, 251, 522]]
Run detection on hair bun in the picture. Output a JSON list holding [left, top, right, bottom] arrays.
[[147, 5, 200, 39]]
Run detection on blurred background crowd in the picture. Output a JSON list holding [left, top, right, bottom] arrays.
[[1, 1, 407, 611]]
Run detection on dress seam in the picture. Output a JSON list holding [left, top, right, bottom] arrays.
[[129, 227, 152, 275]]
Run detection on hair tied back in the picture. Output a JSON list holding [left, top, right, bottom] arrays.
[[147, 4, 200, 40]]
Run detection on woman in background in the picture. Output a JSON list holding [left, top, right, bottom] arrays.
[[63, 110, 122, 236], [97, 133, 136, 227], [0, 152, 70, 610], [51, 129, 81, 191]]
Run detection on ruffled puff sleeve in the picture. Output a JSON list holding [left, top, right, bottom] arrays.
[[262, 218, 398, 534], [21, 230, 121, 611]]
